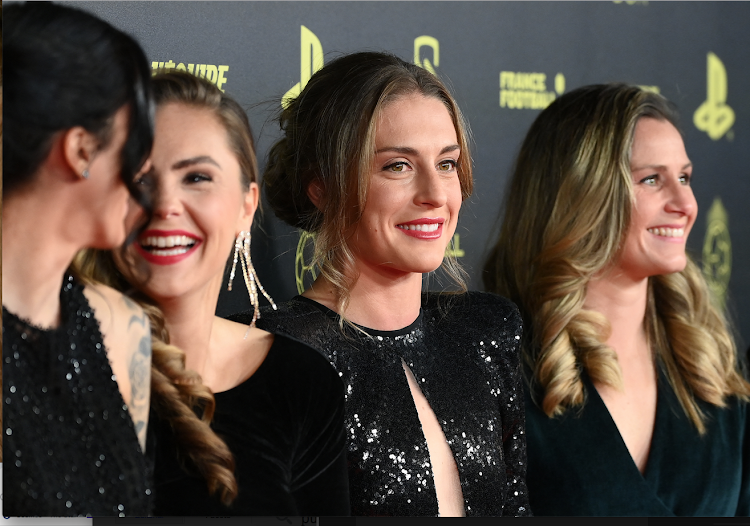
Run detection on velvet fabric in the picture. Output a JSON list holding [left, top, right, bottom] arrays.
[[525, 367, 750, 516], [152, 334, 349, 516]]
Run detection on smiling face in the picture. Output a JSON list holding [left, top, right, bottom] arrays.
[[122, 102, 257, 303], [617, 117, 697, 280], [348, 92, 462, 278]]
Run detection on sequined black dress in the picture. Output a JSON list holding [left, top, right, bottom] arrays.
[[3, 276, 153, 517], [231, 291, 530, 516]]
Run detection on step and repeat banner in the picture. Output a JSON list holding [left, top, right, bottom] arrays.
[[69, 1, 750, 349]]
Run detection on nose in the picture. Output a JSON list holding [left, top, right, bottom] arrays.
[[414, 169, 448, 209], [152, 180, 183, 219], [664, 178, 697, 218]]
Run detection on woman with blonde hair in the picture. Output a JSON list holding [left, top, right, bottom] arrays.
[[484, 83, 750, 515], [232, 51, 530, 516], [77, 71, 349, 515]]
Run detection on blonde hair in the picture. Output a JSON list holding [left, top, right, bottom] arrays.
[[264, 52, 472, 315], [484, 83, 750, 433]]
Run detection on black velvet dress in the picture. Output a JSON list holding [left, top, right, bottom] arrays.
[[231, 291, 530, 516], [152, 334, 350, 516], [3, 275, 153, 517], [525, 367, 750, 516]]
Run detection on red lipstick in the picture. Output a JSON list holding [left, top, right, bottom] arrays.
[[135, 229, 201, 265]]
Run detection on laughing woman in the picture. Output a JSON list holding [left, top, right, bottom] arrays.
[[484, 84, 750, 515], [77, 71, 349, 515], [231, 52, 530, 516]]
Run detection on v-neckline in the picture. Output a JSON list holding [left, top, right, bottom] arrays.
[[582, 368, 664, 482]]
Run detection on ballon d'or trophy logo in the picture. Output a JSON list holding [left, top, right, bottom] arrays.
[[702, 197, 731, 310], [295, 231, 318, 294]]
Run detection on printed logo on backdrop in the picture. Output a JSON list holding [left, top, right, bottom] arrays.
[[702, 197, 731, 310], [414, 35, 464, 258], [151, 61, 229, 92], [499, 71, 565, 110], [283, 26, 324, 109], [694, 52, 735, 141]]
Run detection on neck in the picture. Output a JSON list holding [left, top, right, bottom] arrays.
[[584, 270, 650, 359], [156, 280, 223, 378], [2, 193, 83, 327], [304, 263, 423, 331]]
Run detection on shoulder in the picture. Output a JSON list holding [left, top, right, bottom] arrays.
[[268, 333, 342, 385], [423, 291, 522, 332], [82, 282, 150, 340]]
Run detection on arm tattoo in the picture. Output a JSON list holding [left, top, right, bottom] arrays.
[[126, 304, 151, 453]]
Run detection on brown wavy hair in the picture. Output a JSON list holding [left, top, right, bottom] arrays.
[[264, 52, 473, 315], [70, 70, 269, 504], [484, 83, 750, 433]]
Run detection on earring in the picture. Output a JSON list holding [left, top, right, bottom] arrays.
[[228, 231, 277, 329], [81, 168, 90, 180]]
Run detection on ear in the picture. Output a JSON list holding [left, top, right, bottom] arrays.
[[306, 178, 324, 210], [62, 126, 99, 179], [237, 181, 260, 232]]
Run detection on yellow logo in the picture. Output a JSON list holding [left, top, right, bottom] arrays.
[[694, 52, 735, 141], [295, 230, 318, 294], [500, 71, 563, 110], [414, 36, 439, 75], [282, 26, 324, 109], [445, 234, 465, 258], [151, 61, 229, 92], [702, 197, 731, 310]]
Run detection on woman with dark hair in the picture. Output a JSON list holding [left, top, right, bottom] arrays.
[[484, 83, 750, 515], [232, 51, 530, 516], [3, 3, 155, 517], [77, 71, 349, 515]]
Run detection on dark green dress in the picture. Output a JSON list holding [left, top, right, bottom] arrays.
[[525, 367, 750, 516]]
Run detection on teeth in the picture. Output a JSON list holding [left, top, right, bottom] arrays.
[[397, 223, 440, 232], [148, 247, 191, 257], [141, 235, 196, 248], [647, 227, 684, 238]]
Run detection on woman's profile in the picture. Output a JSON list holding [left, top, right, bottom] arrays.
[[3, 2, 155, 516]]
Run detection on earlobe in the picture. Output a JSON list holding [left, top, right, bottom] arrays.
[[307, 179, 324, 210], [62, 126, 98, 180], [238, 182, 260, 230]]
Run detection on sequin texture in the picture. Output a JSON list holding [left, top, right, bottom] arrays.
[[250, 291, 530, 516], [3, 276, 153, 516]]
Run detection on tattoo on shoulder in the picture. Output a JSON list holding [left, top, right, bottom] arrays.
[[128, 321, 152, 452]]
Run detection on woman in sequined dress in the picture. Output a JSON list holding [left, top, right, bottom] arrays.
[[77, 71, 349, 515], [230, 52, 530, 516], [484, 84, 750, 515], [3, 3, 155, 516]]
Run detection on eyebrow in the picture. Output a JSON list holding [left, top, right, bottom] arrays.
[[631, 162, 693, 171], [375, 144, 460, 156], [171, 156, 221, 170]]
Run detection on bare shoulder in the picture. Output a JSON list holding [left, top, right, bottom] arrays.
[[83, 282, 151, 452]]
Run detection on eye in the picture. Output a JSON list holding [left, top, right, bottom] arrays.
[[639, 175, 658, 186], [184, 172, 212, 184], [679, 173, 691, 185], [384, 161, 409, 173], [437, 160, 457, 172]]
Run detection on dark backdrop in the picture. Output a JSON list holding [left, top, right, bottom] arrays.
[[68, 1, 750, 350]]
